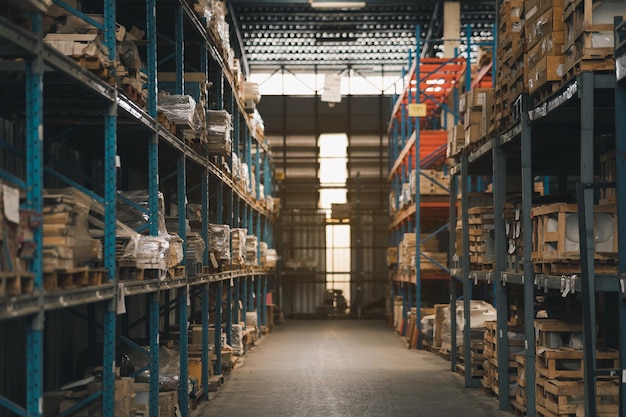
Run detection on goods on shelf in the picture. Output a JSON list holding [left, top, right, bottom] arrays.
[[524, 0, 566, 101], [531, 203, 618, 274], [386, 247, 398, 266], [496, 0, 526, 129], [208, 223, 230, 266], [242, 82, 261, 113], [481, 321, 525, 400], [206, 109, 233, 155], [439, 300, 497, 353], [0, 182, 36, 297], [259, 241, 277, 269], [43, 189, 103, 272], [461, 87, 494, 148], [505, 202, 524, 273], [245, 235, 258, 266], [410, 169, 450, 196], [231, 228, 247, 266], [563, 0, 619, 75], [157, 94, 201, 130], [533, 319, 620, 416], [185, 232, 206, 276], [446, 124, 465, 158]]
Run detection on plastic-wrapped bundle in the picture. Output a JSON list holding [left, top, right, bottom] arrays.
[[231, 228, 247, 265], [117, 190, 168, 236], [135, 235, 169, 277], [265, 249, 277, 268], [232, 153, 241, 181], [209, 224, 230, 261], [157, 94, 200, 129], [241, 162, 250, 192], [243, 82, 261, 103], [207, 110, 232, 155], [165, 233, 184, 269], [245, 235, 258, 266], [231, 323, 244, 355]]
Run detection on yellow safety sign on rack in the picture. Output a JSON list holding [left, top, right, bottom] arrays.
[[408, 103, 426, 117]]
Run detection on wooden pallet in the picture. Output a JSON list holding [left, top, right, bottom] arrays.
[[169, 265, 186, 278], [538, 376, 618, 416], [537, 348, 619, 380], [0, 272, 34, 297], [44, 267, 90, 290]]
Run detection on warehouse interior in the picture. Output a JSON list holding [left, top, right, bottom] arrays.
[[1, 0, 626, 416]]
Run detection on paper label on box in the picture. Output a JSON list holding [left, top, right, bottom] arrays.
[[3, 184, 19, 224], [476, 92, 486, 106], [408, 103, 427, 117]]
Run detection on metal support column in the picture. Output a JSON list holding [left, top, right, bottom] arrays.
[[214, 281, 223, 375], [460, 154, 473, 387], [178, 286, 189, 417], [521, 97, 536, 417], [201, 284, 210, 400], [256, 275, 262, 338], [102, 0, 117, 409], [579, 72, 598, 417], [493, 142, 509, 410], [178, 155, 187, 259], [449, 173, 458, 372], [149, 292, 160, 417], [242, 277, 248, 329], [262, 275, 268, 326], [234, 277, 241, 325], [146, 0, 159, 237], [25, 12, 44, 417], [614, 45, 626, 415], [226, 277, 233, 346], [414, 29, 423, 348]]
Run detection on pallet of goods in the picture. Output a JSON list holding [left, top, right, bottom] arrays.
[[534, 319, 619, 417], [43, 188, 106, 290], [562, 0, 619, 79], [0, 182, 37, 297], [525, 0, 565, 105], [481, 321, 525, 401], [531, 203, 617, 274]]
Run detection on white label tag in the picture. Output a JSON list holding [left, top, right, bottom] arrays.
[[186, 285, 191, 306], [622, 369, 626, 383], [2, 184, 20, 224]]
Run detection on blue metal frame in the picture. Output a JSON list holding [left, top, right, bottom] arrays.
[[25, 13, 44, 417], [215, 281, 223, 375], [201, 284, 210, 400], [149, 292, 160, 417], [413, 25, 423, 348], [615, 30, 626, 414], [178, 286, 189, 416]]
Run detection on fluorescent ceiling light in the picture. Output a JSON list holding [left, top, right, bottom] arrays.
[[310, 1, 366, 9]]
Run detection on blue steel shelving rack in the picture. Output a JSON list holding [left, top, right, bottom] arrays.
[[387, 25, 466, 349], [448, 21, 626, 415], [0, 2, 276, 417]]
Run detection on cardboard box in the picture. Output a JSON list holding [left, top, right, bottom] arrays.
[[464, 110, 482, 127], [466, 87, 492, 108], [526, 55, 564, 95], [525, 6, 565, 50], [464, 124, 481, 145]]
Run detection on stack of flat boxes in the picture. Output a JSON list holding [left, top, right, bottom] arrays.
[[524, 0, 565, 101], [462, 88, 493, 148], [495, 1, 524, 131]]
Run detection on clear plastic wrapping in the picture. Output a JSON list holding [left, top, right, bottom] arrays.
[[245, 235, 258, 266], [231, 228, 247, 265], [157, 94, 201, 130], [117, 190, 168, 236], [440, 300, 497, 351], [265, 249, 277, 268], [209, 224, 230, 261]]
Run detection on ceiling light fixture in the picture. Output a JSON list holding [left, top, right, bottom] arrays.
[[310, 1, 366, 9]]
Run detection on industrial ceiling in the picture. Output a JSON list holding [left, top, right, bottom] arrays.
[[227, 0, 496, 74]]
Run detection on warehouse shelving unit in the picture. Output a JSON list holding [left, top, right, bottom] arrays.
[[387, 26, 466, 347], [0, 2, 276, 417], [450, 57, 626, 417]]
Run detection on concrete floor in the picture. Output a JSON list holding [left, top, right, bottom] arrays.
[[197, 320, 511, 417]]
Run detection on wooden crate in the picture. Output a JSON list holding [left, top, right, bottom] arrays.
[[535, 319, 583, 349], [536, 348, 619, 380], [538, 376, 618, 415], [525, 4, 565, 50], [531, 203, 618, 273]]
